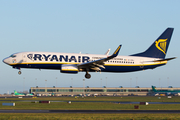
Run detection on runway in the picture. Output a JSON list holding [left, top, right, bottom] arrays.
[[1, 110, 180, 113]]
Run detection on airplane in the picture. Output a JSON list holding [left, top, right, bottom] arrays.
[[3, 28, 176, 79], [14, 90, 34, 96], [14, 90, 25, 96], [152, 86, 180, 96]]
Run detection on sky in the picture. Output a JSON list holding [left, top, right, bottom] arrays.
[[0, 0, 180, 94]]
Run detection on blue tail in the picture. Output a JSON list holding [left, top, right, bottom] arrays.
[[131, 28, 174, 59]]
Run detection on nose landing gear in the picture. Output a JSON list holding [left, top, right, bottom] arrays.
[[13, 67, 22, 75]]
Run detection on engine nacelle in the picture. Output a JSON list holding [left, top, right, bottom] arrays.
[[61, 64, 78, 74]]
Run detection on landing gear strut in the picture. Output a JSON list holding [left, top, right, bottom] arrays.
[[85, 71, 91, 79]]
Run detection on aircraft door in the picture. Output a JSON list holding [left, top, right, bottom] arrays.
[[23, 54, 27, 62], [140, 59, 144, 68]]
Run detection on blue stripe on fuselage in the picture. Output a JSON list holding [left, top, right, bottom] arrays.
[[13, 64, 62, 70], [11, 63, 166, 72], [103, 64, 165, 72]]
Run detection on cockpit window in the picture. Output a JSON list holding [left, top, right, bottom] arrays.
[[10, 54, 16, 58]]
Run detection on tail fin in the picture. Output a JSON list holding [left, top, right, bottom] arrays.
[[152, 86, 157, 92], [131, 28, 174, 59], [14, 90, 18, 95], [14, 90, 17, 93]]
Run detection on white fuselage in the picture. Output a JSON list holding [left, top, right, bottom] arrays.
[[3, 52, 167, 72]]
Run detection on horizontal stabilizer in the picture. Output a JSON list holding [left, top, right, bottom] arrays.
[[154, 57, 176, 62]]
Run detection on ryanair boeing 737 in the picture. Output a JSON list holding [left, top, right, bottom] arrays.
[[3, 28, 176, 79]]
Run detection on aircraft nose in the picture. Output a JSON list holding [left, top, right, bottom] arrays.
[[3, 58, 10, 65]]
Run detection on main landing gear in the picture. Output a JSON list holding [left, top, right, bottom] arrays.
[[18, 68, 22, 75], [18, 71, 22, 75], [85, 71, 91, 79]]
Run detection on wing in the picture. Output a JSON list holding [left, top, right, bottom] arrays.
[[77, 45, 122, 71]]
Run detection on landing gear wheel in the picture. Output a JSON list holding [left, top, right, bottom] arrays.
[[85, 73, 91, 79], [18, 71, 22, 75]]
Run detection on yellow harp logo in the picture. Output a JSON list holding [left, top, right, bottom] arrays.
[[155, 39, 167, 55]]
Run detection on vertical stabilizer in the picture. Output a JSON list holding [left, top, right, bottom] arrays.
[[14, 90, 18, 95], [131, 28, 174, 59], [152, 86, 157, 92]]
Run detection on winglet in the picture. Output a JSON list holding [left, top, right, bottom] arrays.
[[105, 49, 111, 55], [112, 45, 122, 57]]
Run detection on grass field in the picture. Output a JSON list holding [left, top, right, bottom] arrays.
[[1, 102, 180, 110], [0, 113, 180, 120], [0, 96, 180, 119], [0, 96, 180, 110]]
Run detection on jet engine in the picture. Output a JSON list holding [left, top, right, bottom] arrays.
[[60, 64, 78, 74]]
